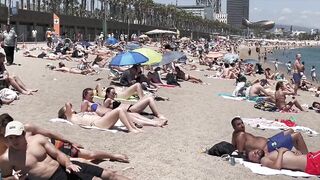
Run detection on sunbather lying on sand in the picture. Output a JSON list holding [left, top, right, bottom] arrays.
[[275, 81, 305, 112], [231, 117, 308, 156], [0, 52, 38, 95], [59, 102, 142, 133], [52, 61, 95, 75], [174, 66, 203, 84], [0, 113, 129, 178], [95, 83, 144, 99], [81, 88, 167, 127], [104, 87, 168, 120], [248, 147, 320, 175]]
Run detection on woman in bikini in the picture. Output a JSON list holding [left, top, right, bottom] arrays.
[[103, 87, 167, 120], [174, 66, 203, 83], [81, 88, 167, 127], [59, 102, 142, 133]]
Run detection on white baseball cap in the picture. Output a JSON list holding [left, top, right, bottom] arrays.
[[5, 121, 25, 137]]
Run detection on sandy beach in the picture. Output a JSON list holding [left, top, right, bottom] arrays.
[[1, 42, 320, 180]]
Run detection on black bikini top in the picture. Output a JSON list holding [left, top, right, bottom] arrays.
[[112, 100, 121, 109]]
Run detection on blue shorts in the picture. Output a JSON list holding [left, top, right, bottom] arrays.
[[293, 73, 302, 84], [267, 132, 294, 152]]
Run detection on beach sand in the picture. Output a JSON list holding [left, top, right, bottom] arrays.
[[1, 43, 320, 179]]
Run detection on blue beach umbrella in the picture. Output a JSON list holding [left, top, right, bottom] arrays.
[[160, 51, 185, 66], [223, 53, 239, 64], [126, 43, 141, 50], [110, 52, 148, 66], [106, 37, 118, 45]]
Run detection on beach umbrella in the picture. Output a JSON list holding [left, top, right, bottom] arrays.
[[145, 29, 177, 35], [139, 34, 149, 38], [206, 52, 224, 59], [160, 51, 185, 66], [110, 52, 148, 66], [133, 48, 162, 65], [126, 43, 141, 50], [106, 37, 118, 45], [223, 53, 239, 63]]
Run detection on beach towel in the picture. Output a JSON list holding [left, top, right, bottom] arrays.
[[242, 117, 318, 136], [238, 159, 315, 177], [218, 93, 257, 103], [218, 93, 246, 101], [49, 118, 126, 133]]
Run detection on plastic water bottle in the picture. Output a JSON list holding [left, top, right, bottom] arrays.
[[230, 157, 236, 166]]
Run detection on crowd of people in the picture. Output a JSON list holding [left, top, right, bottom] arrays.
[[0, 22, 320, 179]]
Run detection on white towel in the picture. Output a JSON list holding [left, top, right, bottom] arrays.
[[49, 118, 126, 133], [242, 118, 319, 136], [238, 159, 315, 177]]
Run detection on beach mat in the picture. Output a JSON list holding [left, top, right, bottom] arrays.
[[242, 117, 318, 136], [238, 158, 315, 177], [49, 118, 126, 133]]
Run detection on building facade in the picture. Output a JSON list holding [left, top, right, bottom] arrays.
[[196, 0, 221, 13], [227, 0, 249, 28], [178, 6, 214, 20], [214, 13, 227, 24]]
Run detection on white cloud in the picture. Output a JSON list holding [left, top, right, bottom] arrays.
[[281, 8, 292, 14]]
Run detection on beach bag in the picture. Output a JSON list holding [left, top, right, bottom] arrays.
[[207, 141, 236, 156], [0, 88, 18, 101], [254, 100, 277, 112], [166, 73, 180, 86]]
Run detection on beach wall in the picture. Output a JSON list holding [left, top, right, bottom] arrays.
[[0, 7, 211, 42]]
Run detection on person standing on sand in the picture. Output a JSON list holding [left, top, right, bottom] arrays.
[[292, 54, 304, 95], [0, 24, 17, 66]]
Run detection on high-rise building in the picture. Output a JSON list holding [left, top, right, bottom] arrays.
[[196, 0, 221, 13], [227, 0, 249, 28]]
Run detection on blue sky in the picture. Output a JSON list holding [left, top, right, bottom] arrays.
[[154, 0, 320, 28]]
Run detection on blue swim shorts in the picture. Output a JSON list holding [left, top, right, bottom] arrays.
[[267, 132, 294, 152]]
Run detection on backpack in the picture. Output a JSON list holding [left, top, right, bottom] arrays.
[[207, 141, 236, 156], [166, 73, 180, 86]]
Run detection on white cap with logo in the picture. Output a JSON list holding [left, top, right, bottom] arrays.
[[5, 121, 25, 137]]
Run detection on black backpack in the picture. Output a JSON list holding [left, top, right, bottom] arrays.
[[207, 141, 236, 156]]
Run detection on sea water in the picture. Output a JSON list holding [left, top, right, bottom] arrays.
[[270, 47, 320, 79]]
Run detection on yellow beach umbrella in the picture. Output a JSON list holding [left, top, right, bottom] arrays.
[[133, 48, 162, 65]]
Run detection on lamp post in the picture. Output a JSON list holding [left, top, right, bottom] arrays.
[[103, 0, 108, 37], [7, 0, 12, 25]]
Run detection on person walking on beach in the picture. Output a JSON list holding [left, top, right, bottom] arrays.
[[0, 24, 17, 66], [292, 54, 304, 95], [311, 65, 318, 82], [248, 48, 251, 56], [286, 61, 292, 75]]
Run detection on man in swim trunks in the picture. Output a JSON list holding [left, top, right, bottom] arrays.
[[0, 113, 129, 178], [4, 121, 129, 179], [231, 117, 308, 156], [292, 54, 304, 95], [248, 147, 320, 175]]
